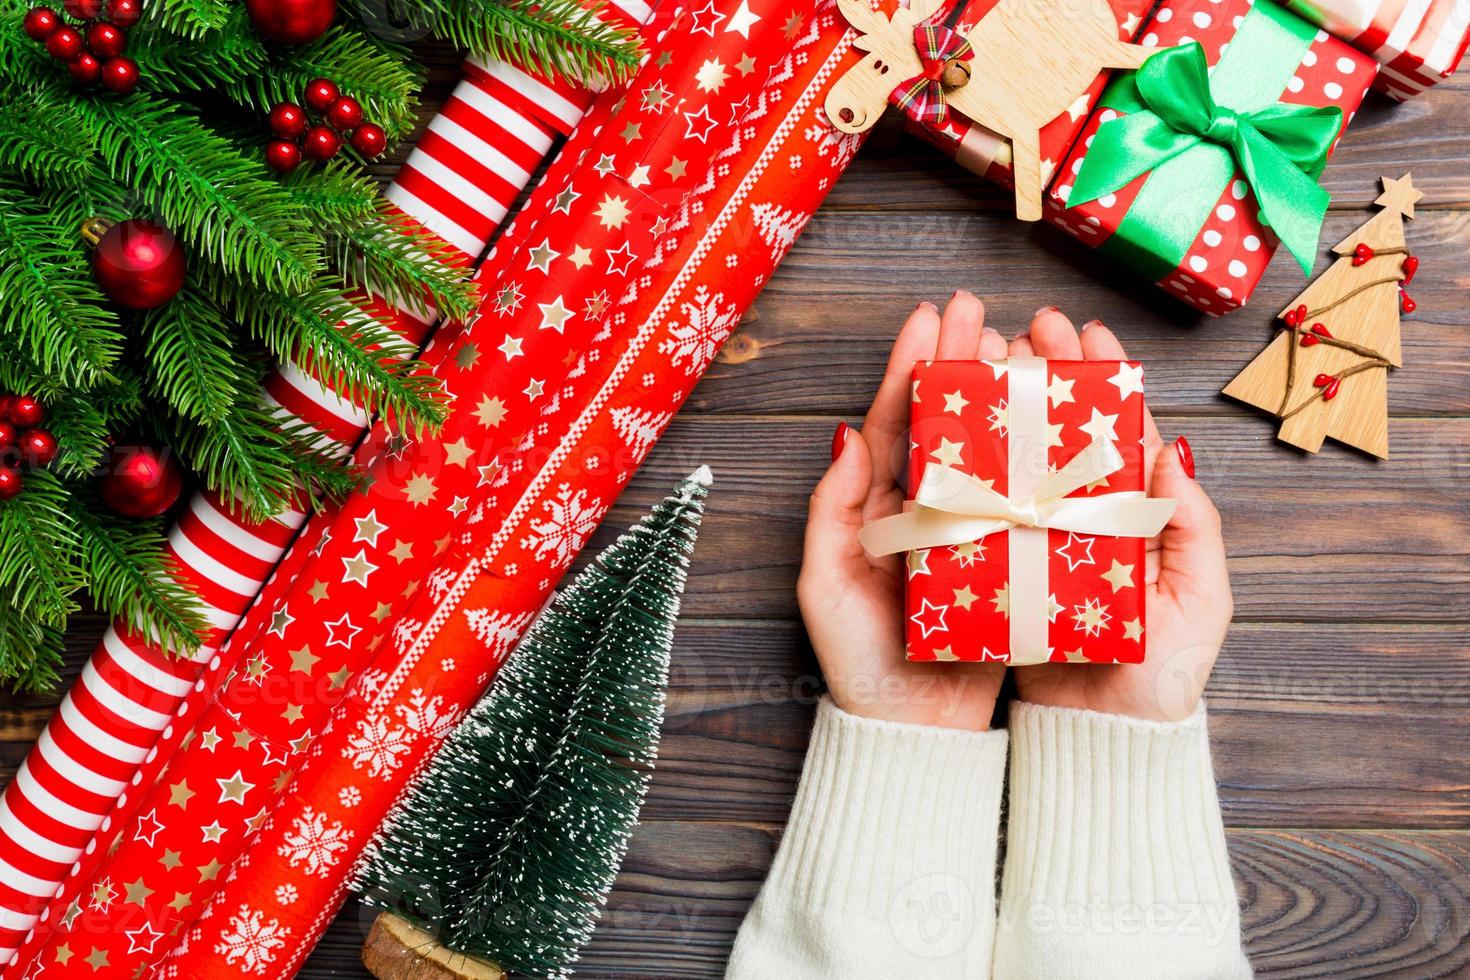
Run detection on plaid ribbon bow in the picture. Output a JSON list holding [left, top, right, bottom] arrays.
[[890, 24, 974, 125]]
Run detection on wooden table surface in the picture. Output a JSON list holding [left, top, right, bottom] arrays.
[[5, 40, 1469, 980]]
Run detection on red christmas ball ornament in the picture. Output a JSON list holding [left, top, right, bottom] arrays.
[[69, 50, 101, 83], [0, 421, 15, 448], [7, 395, 44, 429], [265, 138, 302, 172], [86, 20, 125, 57], [45, 24, 84, 59], [20, 429, 58, 467], [324, 95, 361, 130], [245, 0, 336, 45], [268, 101, 307, 138], [302, 76, 337, 112], [23, 6, 61, 40], [0, 466, 22, 501], [98, 444, 183, 518], [302, 124, 340, 161], [108, 0, 141, 27], [100, 55, 137, 93], [350, 122, 386, 158], [85, 217, 187, 309], [63, 0, 103, 19]]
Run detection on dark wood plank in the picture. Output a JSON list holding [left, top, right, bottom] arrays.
[[299, 822, 1470, 979], [693, 209, 1470, 417], [579, 416, 1470, 623]]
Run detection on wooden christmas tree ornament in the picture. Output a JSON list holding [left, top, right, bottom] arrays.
[[824, 0, 1152, 221], [361, 912, 505, 980], [1223, 174, 1422, 459]]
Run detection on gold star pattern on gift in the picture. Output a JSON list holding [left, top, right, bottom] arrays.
[[782, 11, 804, 38], [1047, 373, 1076, 408], [389, 539, 413, 562], [498, 334, 524, 360], [371, 601, 394, 623], [695, 58, 729, 92], [353, 510, 386, 546], [168, 779, 195, 809], [727, 0, 760, 35], [628, 163, 652, 188], [282, 704, 304, 723], [665, 156, 688, 179], [1047, 593, 1065, 622], [454, 341, 480, 370], [166, 891, 191, 913], [217, 770, 255, 805], [593, 152, 617, 176], [474, 395, 507, 428], [690, 0, 726, 34], [641, 81, 673, 112], [404, 472, 438, 505], [198, 859, 224, 882], [930, 437, 965, 467], [1109, 362, 1145, 400], [605, 240, 638, 275], [736, 54, 757, 75], [538, 296, 575, 333], [683, 104, 719, 142], [1071, 598, 1112, 637], [951, 539, 986, 566], [90, 879, 116, 911], [620, 119, 642, 142], [84, 947, 109, 970], [943, 389, 970, 415], [341, 549, 377, 586], [991, 584, 1010, 617], [267, 607, 294, 639], [987, 399, 1009, 435], [54, 943, 73, 966], [568, 245, 593, 269], [526, 238, 559, 273], [443, 438, 474, 467], [123, 878, 152, 905], [201, 821, 226, 844], [1122, 618, 1144, 642], [909, 597, 949, 639], [1080, 407, 1119, 444], [324, 612, 363, 649], [595, 194, 631, 229], [906, 548, 931, 578], [1101, 559, 1135, 593], [160, 849, 182, 870], [1056, 532, 1096, 572], [306, 580, 329, 603], [952, 585, 980, 611]]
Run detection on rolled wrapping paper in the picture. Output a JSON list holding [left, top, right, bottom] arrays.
[[163, 4, 870, 974], [1286, 0, 1470, 98], [0, 10, 654, 980]]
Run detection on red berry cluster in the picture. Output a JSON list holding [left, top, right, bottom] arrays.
[[23, 0, 141, 93], [266, 77, 386, 172], [0, 395, 59, 500]]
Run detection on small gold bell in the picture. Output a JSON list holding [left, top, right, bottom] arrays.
[[941, 60, 971, 89]]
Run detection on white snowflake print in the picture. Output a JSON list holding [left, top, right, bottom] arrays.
[[400, 688, 457, 742], [338, 786, 362, 808], [274, 884, 298, 906], [749, 203, 810, 264], [660, 286, 740, 375], [426, 566, 457, 603], [440, 657, 456, 672], [391, 617, 424, 654], [609, 405, 674, 461], [278, 807, 353, 875], [342, 690, 456, 777], [215, 904, 288, 975], [806, 108, 862, 168], [463, 608, 534, 663], [520, 484, 605, 567]]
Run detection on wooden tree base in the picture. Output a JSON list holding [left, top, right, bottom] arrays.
[[361, 912, 505, 980]]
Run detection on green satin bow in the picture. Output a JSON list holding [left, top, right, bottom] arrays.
[[1069, 41, 1343, 275]]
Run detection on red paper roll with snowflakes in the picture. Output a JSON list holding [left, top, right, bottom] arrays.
[[0, 14, 642, 973], [160, 5, 877, 974]]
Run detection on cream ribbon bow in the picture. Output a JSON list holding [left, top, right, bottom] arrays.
[[859, 437, 1176, 557]]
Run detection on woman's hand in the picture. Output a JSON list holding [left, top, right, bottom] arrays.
[[797, 292, 1006, 730], [1008, 309, 1233, 721]]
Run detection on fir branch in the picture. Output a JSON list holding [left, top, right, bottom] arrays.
[[163, 391, 306, 520], [0, 89, 100, 188], [338, 206, 480, 323], [84, 95, 323, 292], [36, 387, 128, 479], [138, 283, 246, 425], [421, 0, 641, 83], [67, 498, 209, 658], [0, 603, 64, 693], [0, 179, 124, 387], [0, 468, 84, 627], [286, 159, 381, 234], [149, 0, 234, 38], [227, 282, 447, 433], [128, 7, 271, 103]]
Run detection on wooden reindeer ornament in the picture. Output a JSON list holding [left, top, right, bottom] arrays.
[[1223, 175, 1422, 459], [824, 0, 1152, 221]]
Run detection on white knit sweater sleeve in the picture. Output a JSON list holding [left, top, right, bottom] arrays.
[[725, 697, 1010, 980], [992, 702, 1253, 979]]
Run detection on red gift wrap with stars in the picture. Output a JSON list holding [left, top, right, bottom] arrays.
[[863, 357, 1175, 666]]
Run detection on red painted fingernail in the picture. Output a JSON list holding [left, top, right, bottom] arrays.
[[1175, 436, 1195, 479], [831, 422, 850, 462]]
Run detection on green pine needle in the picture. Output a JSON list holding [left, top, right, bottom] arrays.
[[138, 283, 247, 425], [339, 206, 482, 323], [0, 469, 84, 627], [0, 605, 64, 693], [0, 90, 100, 187], [67, 498, 210, 658], [360, 470, 712, 978], [150, 0, 234, 38]]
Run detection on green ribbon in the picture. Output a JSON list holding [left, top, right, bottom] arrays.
[[1068, 2, 1343, 277]]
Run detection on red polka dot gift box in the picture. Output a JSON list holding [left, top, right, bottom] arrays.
[[860, 358, 1176, 666], [1045, 0, 1378, 316], [1286, 0, 1470, 100]]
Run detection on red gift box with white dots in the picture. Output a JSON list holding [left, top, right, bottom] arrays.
[[1045, 0, 1378, 316], [903, 358, 1151, 665]]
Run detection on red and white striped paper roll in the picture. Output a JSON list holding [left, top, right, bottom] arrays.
[[1288, 0, 1469, 97], [0, 24, 631, 964]]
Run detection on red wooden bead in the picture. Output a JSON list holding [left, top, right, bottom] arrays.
[[108, 0, 141, 27], [1313, 374, 1333, 388], [20, 429, 58, 466], [1323, 378, 1341, 401], [302, 125, 340, 160], [45, 24, 84, 60], [100, 55, 137, 93], [324, 95, 362, 131], [1401, 254, 1419, 285], [23, 6, 61, 40], [63, 0, 103, 18], [268, 101, 308, 138], [1352, 242, 1374, 266], [350, 122, 385, 158], [7, 395, 44, 428], [303, 77, 338, 112], [86, 20, 125, 57], [1400, 287, 1416, 314], [69, 50, 101, 83], [0, 466, 22, 500], [265, 138, 302, 172]]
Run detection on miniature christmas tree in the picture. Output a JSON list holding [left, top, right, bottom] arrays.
[[358, 467, 713, 980], [1224, 174, 1422, 458]]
